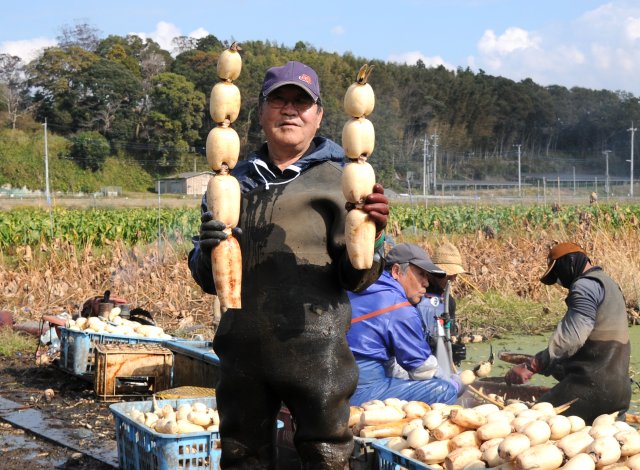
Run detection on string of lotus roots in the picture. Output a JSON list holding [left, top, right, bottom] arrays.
[[205, 43, 243, 310], [342, 64, 377, 269]]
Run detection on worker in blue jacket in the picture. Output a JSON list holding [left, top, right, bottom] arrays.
[[347, 243, 463, 406]]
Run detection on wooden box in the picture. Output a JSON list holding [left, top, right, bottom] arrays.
[[94, 343, 173, 401]]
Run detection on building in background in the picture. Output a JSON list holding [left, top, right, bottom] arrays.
[[157, 172, 212, 195]]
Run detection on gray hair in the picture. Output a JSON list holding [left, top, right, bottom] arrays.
[[386, 262, 410, 274]]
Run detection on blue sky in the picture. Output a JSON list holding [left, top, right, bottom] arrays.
[[3, 0, 640, 95]]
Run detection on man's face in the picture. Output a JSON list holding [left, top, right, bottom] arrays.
[[394, 264, 430, 305], [427, 272, 454, 290], [259, 85, 323, 158]]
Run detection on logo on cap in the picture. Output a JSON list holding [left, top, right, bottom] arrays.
[[298, 74, 313, 85]]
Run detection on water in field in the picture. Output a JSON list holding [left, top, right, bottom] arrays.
[[462, 324, 640, 414]]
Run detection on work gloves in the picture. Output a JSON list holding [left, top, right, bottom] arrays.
[[451, 343, 467, 367], [505, 357, 540, 385], [198, 211, 242, 257], [346, 183, 389, 236]]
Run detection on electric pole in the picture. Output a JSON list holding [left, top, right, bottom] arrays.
[[422, 134, 429, 196], [431, 133, 439, 194], [603, 150, 611, 197], [628, 122, 636, 197], [43, 118, 51, 206], [514, 144, 522, 197], [43, 118, 53, 239]]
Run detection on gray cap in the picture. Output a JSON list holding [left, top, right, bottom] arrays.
[[385, 243, 446, 276]]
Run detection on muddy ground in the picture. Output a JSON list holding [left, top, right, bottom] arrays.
[[0, 348, 118, 469]]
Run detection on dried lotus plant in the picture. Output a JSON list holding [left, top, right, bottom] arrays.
[[341, 64, 377, 269], [205, 42, 243, 309]]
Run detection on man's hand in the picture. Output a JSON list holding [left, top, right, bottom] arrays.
[[363, 183, 389, 234], [344, 183, 389, 234], [199, 212, 242, 256], [505, 358, 539, 385]]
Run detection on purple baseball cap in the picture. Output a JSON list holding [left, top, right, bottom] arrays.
[[261, 61, 321, 102]]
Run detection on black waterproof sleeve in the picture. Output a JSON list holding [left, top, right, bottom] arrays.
[[188, 240, 216, 295]]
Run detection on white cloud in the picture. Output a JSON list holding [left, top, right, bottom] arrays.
[[189, 27, 210, 39], [387, 51, 455, 70], [625, 16, 640, 40], [131, 21, 182, 51], [331, 25, 345, 36], [0, 37, 57, 63], [478, 27, 540, 56], [468, 2, 640, 95], [131, 21, 212, 55]]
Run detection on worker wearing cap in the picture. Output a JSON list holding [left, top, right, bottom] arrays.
[[347, 243, 463, 406], [189, 61, 389, 468], [418, 242, 468, 366], [505, 242, 631, 423]]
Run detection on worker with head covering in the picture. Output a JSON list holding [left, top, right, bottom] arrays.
[[189, 60, 389, 468], [417, 242, 468, 366], [347, 243, 464, 406], [505, 242, 631, 423]]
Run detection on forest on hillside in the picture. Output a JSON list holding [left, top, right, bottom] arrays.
[[1, 22, 639, 193]]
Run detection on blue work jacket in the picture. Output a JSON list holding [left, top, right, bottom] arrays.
[[347, 271, 433, 373]]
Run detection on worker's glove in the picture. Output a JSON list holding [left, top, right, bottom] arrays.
[[199, 211, 242, 257], [451, 343, 467, 367], [345, 183, 389, 235], [505, 358, 539, 385]]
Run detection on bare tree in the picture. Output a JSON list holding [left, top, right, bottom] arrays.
[[0, 54, 31, 129], [172, 36, 198, 55], [57, 20, 101, 51]]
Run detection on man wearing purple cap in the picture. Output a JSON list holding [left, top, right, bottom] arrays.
[[189, 61, 389, 468]]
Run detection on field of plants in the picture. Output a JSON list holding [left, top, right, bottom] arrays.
[[1, 202, 639, 337]]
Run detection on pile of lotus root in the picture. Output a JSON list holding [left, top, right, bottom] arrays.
[[349, 398, 640, 469]]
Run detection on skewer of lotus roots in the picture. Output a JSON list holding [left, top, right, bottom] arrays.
[[342, 64, 377, 269], [205, 42, 242, 309]]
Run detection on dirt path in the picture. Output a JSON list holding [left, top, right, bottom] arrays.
[[0, 353, 118, 469]]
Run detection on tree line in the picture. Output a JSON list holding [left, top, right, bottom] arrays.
[[1, 23, 639, 192]]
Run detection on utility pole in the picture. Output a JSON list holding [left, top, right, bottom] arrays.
[[422, 134, 429, 196], [431, 133, 439, 194], [514, 144, 522, 197], [43, 118, 51, 206], [628, 122, 636, 197], [603, 150, 611, 197], [43, 118, 53, 239]]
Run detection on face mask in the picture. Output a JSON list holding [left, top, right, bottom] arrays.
[[554, 252, 588, 289]]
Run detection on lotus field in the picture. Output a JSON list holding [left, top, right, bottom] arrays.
[[1, 203, 639, 248], [0, 203, 639, 336]]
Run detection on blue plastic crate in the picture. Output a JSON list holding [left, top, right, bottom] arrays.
[[59, 327, 170, 380], [350, 437, 379, 470], [370, 439, 434, 470], [110, 397, 221, 470]]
